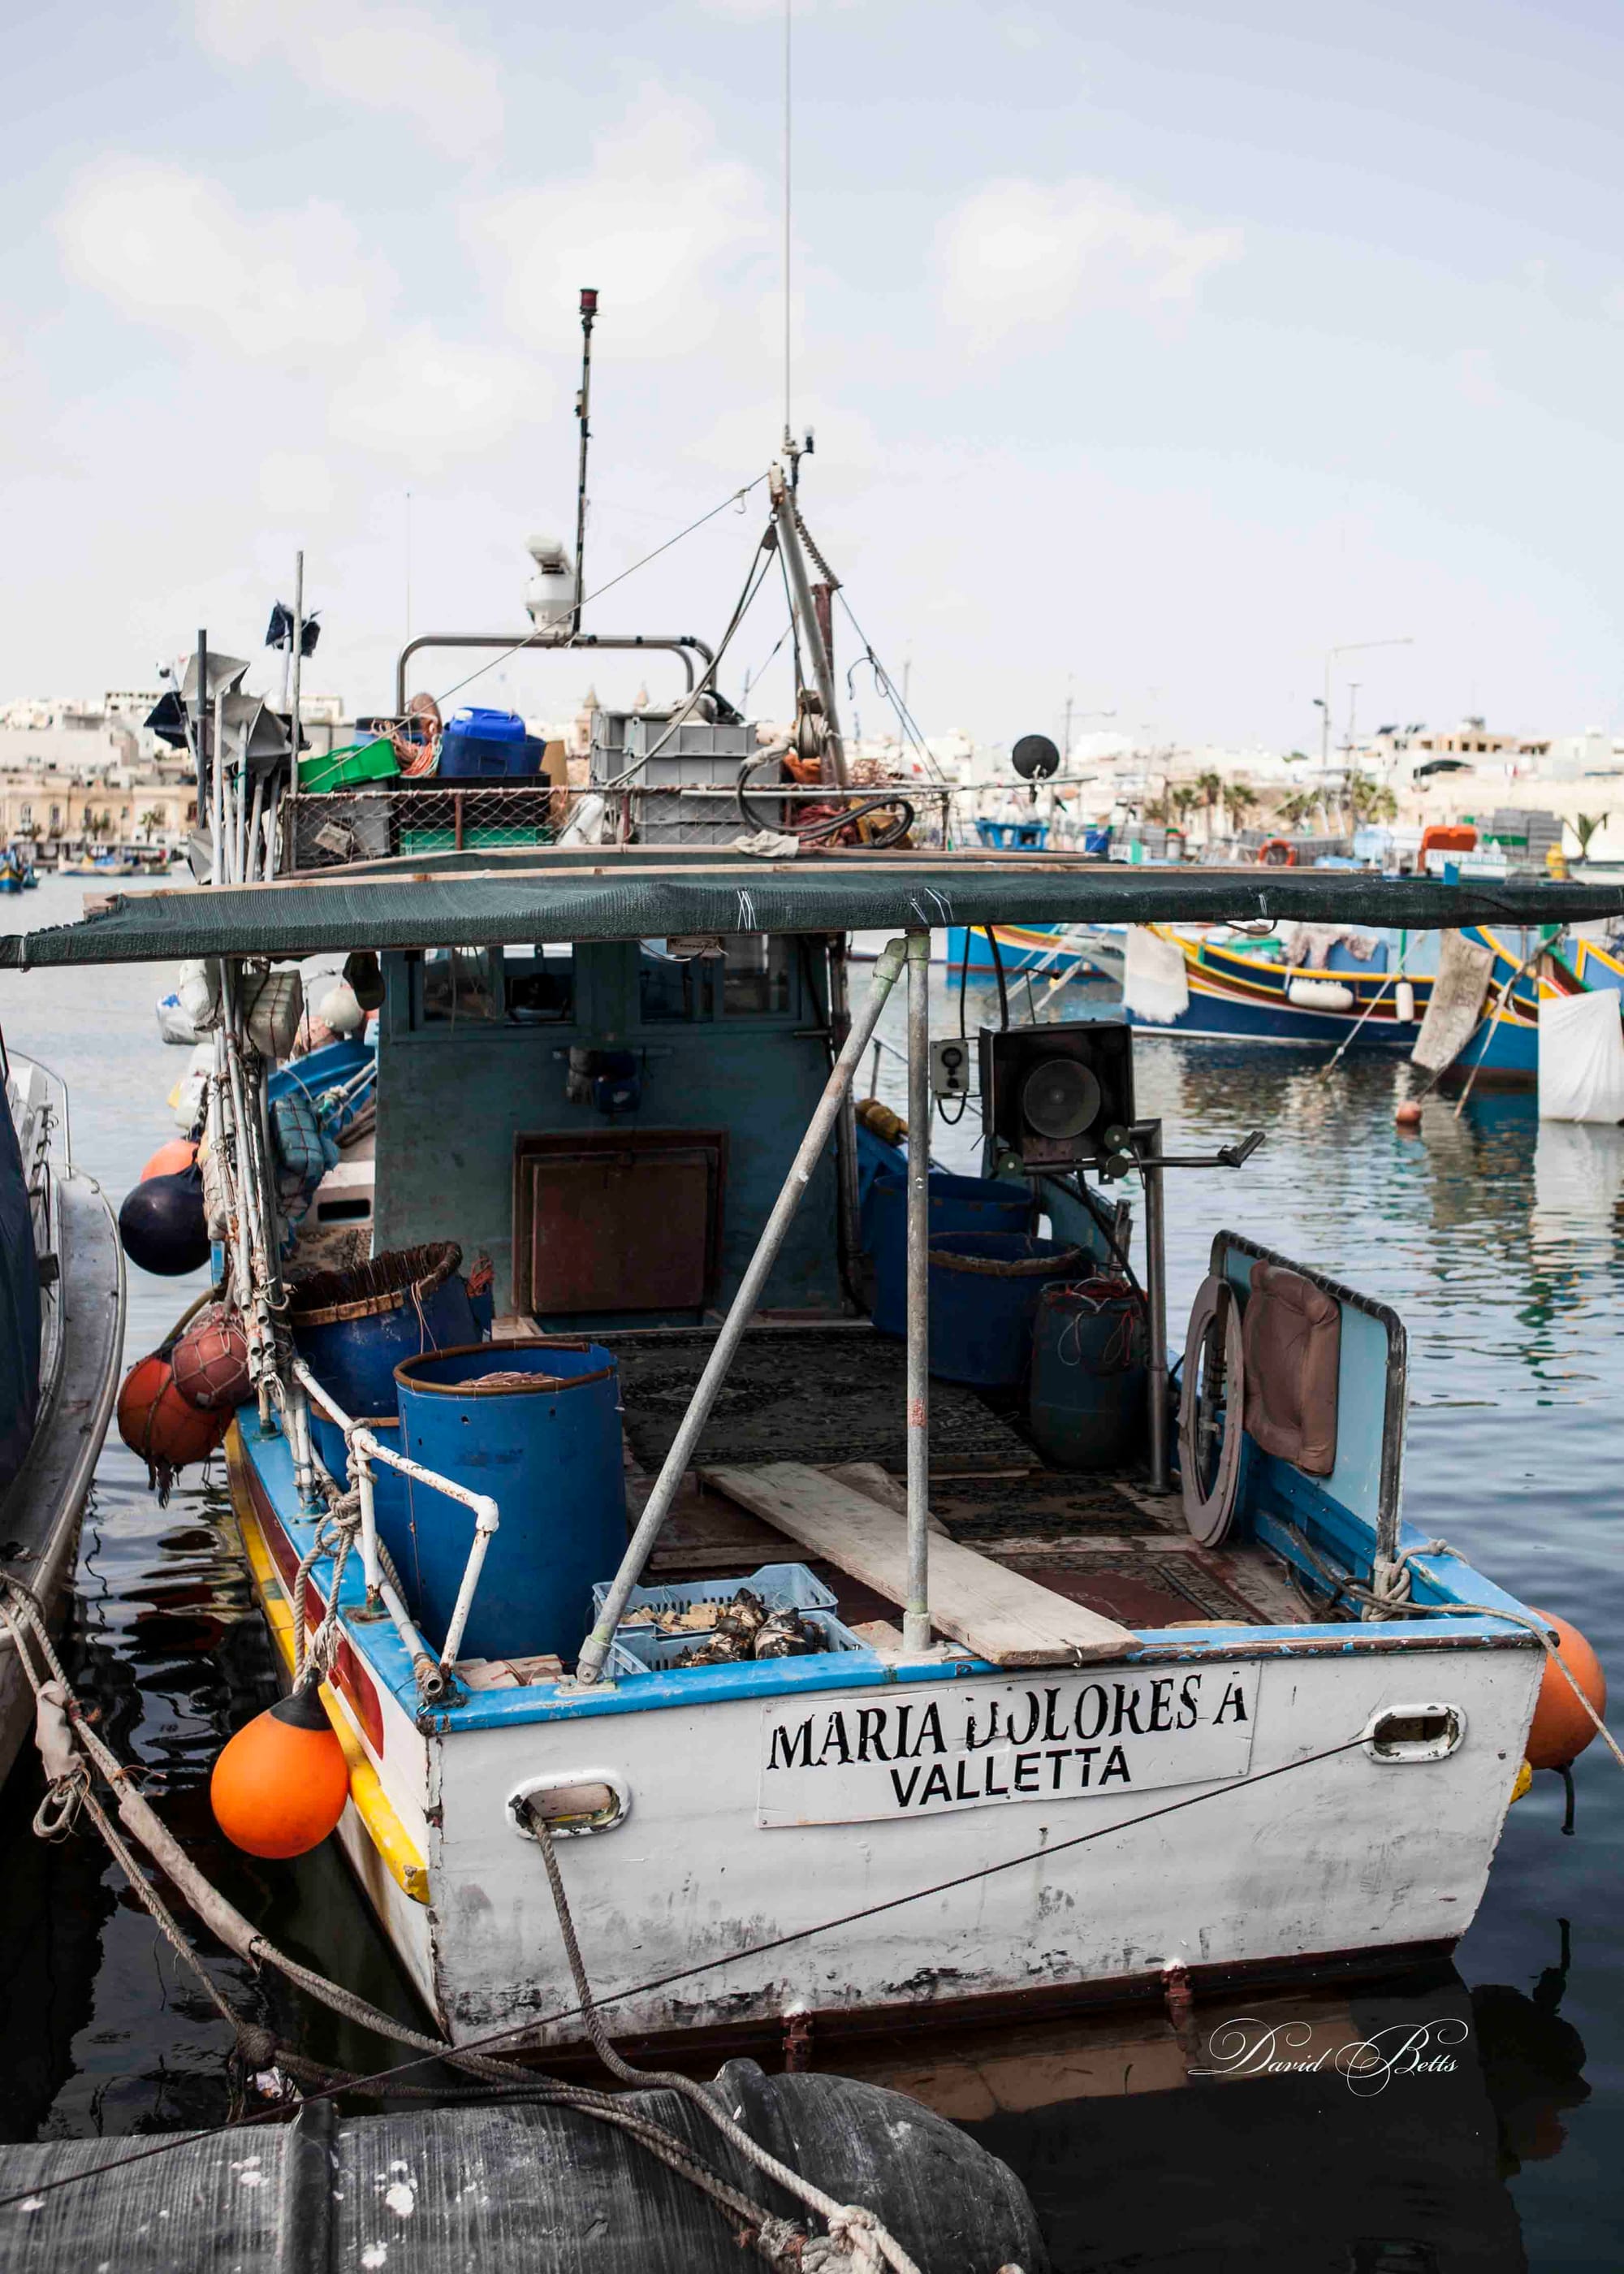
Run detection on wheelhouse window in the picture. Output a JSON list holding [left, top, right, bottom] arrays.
[[720, 936, 793, 1017], [418, 946, 501, 1024]]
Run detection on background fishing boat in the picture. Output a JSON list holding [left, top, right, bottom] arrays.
[[0, 1040, 124, 1788]]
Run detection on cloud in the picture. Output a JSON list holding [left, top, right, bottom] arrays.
[[55, 158, 392, 360], [938, 175, 1242, 344], [258, 451, 336, 518], [470, 96, 774, 359], [192, 0, 503, 153], [328, 328, 542, 465], [1452, 347, 1505, 410]]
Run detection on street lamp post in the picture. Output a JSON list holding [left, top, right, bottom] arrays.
[[1321, 638, 1413, 767]]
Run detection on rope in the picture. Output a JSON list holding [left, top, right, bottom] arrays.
[[1278, 1525, 1624, 1774], [528, 1806, 922, 2274], [289, 1498, 360, 1688], [0, 1721, 1374, 2223], [0, 1589, 836, 2263], [792, 504, 840, 592]]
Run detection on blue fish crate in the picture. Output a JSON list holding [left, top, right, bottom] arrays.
[[604, 1606, 868, 1680], [590, 1562, 837, 1631]]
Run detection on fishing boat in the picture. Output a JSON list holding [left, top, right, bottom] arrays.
[[6, 452, 1621, 2071], [0, 1038, 124, 1787], [1113, 917, 1620, 1086]]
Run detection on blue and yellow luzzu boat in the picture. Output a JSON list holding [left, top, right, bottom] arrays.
[[1121, 919, 1601, 1085]]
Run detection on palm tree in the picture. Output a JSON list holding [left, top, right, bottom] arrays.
[[1141, 793, 1171, 825], [1276, 789, 1320, 832], [1566, 811, 1609, 862], [138, 806, 164, 842], [1195, 769, 1224, 841], [1226, 780, 1259, 833], [1169, 784, 1202, 830]]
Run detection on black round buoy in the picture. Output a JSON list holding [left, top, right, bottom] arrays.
[[119, 1164, 210, 1277]]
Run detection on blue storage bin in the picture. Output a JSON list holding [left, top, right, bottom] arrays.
[[394, 1339, 626, 1664], [591, 1563, 837, 1630], [913, 1231, 1083, 1388], [869, 1172, 1032, 1337], [291, 1244, 475, 1420], [606, 1607, 870, 1677]]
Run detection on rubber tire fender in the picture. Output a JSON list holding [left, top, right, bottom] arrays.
[[1178, 1273, 1246, 1546]]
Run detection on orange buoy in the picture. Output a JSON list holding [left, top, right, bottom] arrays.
[[1395, 1100, 1423, 1130], [1525, 1609, 1607, 1770], [116, 1351, 231, 1501], [140, 1136, 197, 1183], [210, 1687, 351, 1859]]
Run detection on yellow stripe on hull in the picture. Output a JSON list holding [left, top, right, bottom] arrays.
[[225, 1424, 430, 1904]]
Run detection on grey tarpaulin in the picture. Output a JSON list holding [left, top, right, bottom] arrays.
[[3, 848, 1622, 968]]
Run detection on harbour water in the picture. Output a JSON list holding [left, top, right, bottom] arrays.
[[1, 874, 1619, 2270]]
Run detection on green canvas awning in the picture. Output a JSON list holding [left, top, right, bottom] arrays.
[[3, 848, 1622, 968]]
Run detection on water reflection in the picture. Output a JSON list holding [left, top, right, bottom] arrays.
[[861, 1952, 1589, 2272]]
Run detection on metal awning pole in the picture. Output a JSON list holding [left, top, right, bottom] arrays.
[[1137, 1119, 1171, 1494], [903, 931, 932, 1652], [576, 935, 909, 1684]]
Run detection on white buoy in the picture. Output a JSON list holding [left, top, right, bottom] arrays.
[[318, 979, 365, 1035]]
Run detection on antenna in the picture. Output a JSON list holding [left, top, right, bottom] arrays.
[[782, 0, 793, 455], [572, 287, 598, 638]]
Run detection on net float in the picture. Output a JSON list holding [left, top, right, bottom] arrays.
[[1524, 1609, 1607, 1771], [209, 1686, 350, 1859]]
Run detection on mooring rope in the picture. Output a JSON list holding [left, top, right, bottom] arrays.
[[0, 1584, 885, 2264], [527, 1805, 921, 2274]]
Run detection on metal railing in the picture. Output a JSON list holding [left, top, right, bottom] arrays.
[[280, 779, 960, 873], [291, 1358, 499, 1693]]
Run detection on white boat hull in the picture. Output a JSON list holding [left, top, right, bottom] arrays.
[[419, 1644, 1535, 2046]]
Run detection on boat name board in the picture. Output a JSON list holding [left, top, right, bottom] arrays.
[[757, 1666, 1259, 1827]]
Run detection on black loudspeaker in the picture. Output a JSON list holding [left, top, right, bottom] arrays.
[[978, 1015, 1136, 1169]]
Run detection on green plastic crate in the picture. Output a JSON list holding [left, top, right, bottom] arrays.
[[400, 823, 555, 853], [298, 737, 400, 794]]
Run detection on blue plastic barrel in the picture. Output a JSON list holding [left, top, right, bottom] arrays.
[[439, 706, 537, 779], [394, 1340, 627, 1663], [870, 1174, 1033, 1337], [1028, 1281, 1148, 1469], [290, 1243, 476, 1420], [919, 1233, 1082, 1388]]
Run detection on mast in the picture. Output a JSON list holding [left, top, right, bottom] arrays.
[[572, 288, 598, 638], [769, 463, 849, 788]]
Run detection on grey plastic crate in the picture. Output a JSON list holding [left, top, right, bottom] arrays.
[[589, 707, 776, 845], [605, 1606, 869, 1678], [591, 1562, 837, 1630]]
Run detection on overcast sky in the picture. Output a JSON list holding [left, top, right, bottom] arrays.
[[6, 0, 1624, 752]]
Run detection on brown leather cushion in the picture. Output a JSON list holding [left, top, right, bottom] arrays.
[[1241, 1263, 1341, 1476]]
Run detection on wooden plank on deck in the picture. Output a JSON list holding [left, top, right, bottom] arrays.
[[702, 1461, 1138, 1667]]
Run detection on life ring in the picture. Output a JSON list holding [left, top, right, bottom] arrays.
[[1259, 838, 1297, 867], [1178, 1275, 1246, 1546]]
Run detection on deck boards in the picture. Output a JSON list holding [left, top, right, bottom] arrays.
[[702, 1461, 1139, 1666]]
